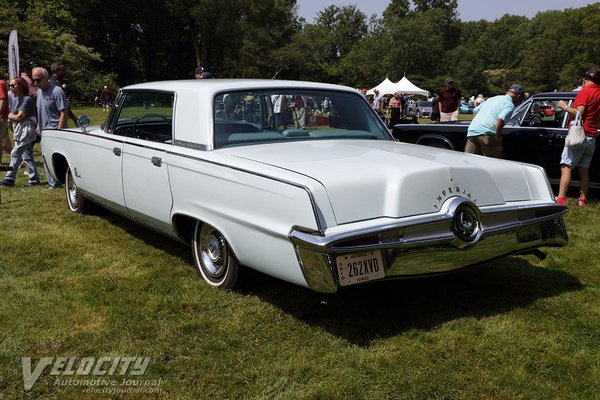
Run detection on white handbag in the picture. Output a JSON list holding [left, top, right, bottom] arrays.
[[565, 111, 585, 149]]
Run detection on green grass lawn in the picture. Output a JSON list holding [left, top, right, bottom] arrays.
[[73, 106, 110, 128], [0, 122, 599, 399]]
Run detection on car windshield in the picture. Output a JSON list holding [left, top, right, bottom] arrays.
[[213, 89, 391, 148]]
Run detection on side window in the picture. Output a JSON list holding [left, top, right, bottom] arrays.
[[522, 100, 565, 128], [113, 91, 174, 143]]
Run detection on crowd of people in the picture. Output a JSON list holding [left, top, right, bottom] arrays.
[[367, 70, 600, 207], [0, 60, 86, 188], [459, 68, 600, 207], [2, 63, 599, 206], [369, 90, 413, 126]]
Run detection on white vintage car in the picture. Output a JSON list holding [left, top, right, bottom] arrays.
[[41, 80, 568, 293]]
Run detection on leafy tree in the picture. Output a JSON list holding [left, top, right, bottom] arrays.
[[412, 0, 458, 15], [519, 9, 583, 92], [272, 24, 331, 81], [316, 5, 368, 62], [166, 0, 299, 79], [3, 0, 599, 100], [339, 29, 392, 87], [382, 8, 454, 80], [382, 0, 410, 22], [0, 0, 119, 101], [222, 0, 299, 78], [445, 44, 488, 96]]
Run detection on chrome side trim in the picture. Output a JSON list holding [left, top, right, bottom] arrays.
[[166, 150, 326, 231], [46, 128, 325, 230], [173, 140, 208, 151]]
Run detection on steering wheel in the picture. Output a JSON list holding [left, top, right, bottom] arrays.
[[528, 115, 542, 127], [133, 113, 169, 137], [135, 113, 168, 123]]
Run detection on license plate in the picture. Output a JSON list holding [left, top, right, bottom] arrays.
[[336, 250, 385, 286]]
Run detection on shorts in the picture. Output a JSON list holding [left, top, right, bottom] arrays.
[[465, 134, 502, 158], [440, 110, 459, 122], [560, 136, 596, 168]]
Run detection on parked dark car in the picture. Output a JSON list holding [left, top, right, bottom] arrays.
[[405, 101, 433, 118], [459, 100, 475, 114], [392, 91, 600, 188]]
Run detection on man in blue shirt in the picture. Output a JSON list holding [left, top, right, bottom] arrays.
[[465, 84, 524, 158], [32, 67, 68, 188]]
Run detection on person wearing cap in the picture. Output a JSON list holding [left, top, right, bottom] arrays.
[[464, 84, 525, 159], [439, 77, 461, 122], [555, 66, 600, 206], [194, 66, 204, 79]]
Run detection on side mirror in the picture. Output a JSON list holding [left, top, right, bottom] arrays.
[[78, 115, 91, 132]]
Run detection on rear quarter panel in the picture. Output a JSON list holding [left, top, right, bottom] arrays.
[[167, 151, 322, 288]]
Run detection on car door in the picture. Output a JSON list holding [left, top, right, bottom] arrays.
[[502, 98, 566, 180], [73, 93, 125, 213], [117, 91, 175, 234]]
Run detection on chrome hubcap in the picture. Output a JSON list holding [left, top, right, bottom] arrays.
[[67, 172, 79, 207], [199, 224, 227, 279]]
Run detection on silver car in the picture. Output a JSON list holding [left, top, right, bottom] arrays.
[[405, 100, 433, 118]]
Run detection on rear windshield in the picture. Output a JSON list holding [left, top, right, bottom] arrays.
[[213, 89, 391, 148]]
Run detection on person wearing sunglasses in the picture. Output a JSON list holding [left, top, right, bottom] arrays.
[[0, 78, 40, 187], [32, 67, 67, 189]]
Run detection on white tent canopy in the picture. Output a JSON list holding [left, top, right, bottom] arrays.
[[367, 76, 429, 97], [366, 77, 396, 96], [393, 76, 429, 97]]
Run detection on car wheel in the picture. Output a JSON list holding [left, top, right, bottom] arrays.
[[65, 167, 88, 213], [191, 221, 241, 289], [420, 139, 452, 150]]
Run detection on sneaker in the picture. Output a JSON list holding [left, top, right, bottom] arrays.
[[0, 179, 15, 187], [555, 196, 566, 206], [43, 184, 63, 191], [27, 181, 41, 187], [576, 198, 587, 206]]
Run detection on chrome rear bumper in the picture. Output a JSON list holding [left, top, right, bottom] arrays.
[[290, 197, 568, 293]]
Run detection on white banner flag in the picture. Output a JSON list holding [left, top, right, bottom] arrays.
[[8, 30, 19, 79]]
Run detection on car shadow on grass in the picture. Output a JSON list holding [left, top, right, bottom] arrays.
[[86, 208, 582, 347], [250, 258, 582, 347], [96, 208, 193, 263]]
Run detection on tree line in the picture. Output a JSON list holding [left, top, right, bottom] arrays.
[[1, 0, 598, 102]]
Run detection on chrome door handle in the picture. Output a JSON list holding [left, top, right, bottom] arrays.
[[113, 147, 121, 156], [151, 156, 162, 167]]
